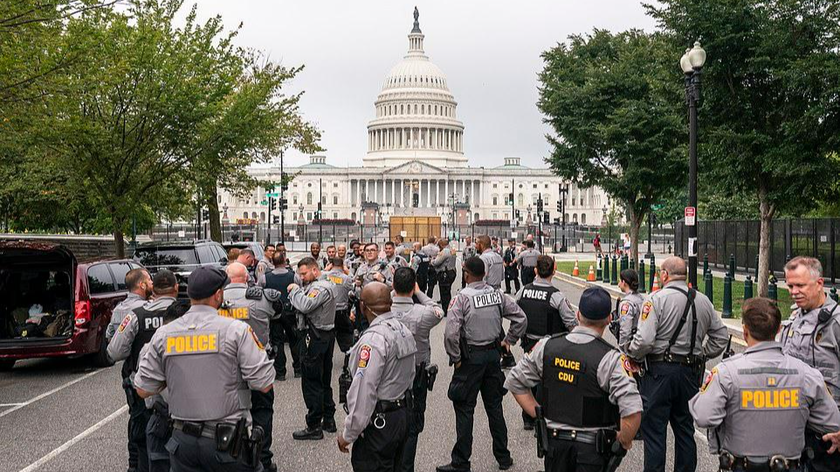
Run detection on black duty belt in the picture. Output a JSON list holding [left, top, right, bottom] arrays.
[[336, 308, 350, 314], [172, 420, 219, 440], [548, 428, 599, 445], [726, 455, 800, 471], [374, 396, 408, 413], [468, 343, 498, 352], [647, 353, 698, 365]]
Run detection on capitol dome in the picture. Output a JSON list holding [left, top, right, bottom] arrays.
[[364, 8, 467, 168]]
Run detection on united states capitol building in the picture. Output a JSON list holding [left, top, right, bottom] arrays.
[[219, 10, 610, 229]]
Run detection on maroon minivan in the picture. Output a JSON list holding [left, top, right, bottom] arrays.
[[0, 241, 143, 370]]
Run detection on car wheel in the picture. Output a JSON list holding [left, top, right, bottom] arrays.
[[92, 334, 115, 368], [0, 359, 15, 371]]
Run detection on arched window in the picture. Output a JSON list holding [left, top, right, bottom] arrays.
[[492, 196, 498, 206], [351, 212, 357, 221], [474, 212, 480, 222], [260, 212, 265, 221], [572, 214, 578, 223], [518, 194, 524, 206], [251, 212, 257, 219], [401, 104, 404, 114], [293, 194, 298, 205], [243, 212, 248, 218], [414, 104, 417, 114], [421, 104, 425, 114], [321, 196, 326, 205], [333, 195, 339, 205], [306, 192, 313, 205], [581, 214, 587, 225]]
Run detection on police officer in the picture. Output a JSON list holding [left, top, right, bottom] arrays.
[[236, 249, 258, 286], [383, 241, 408, 270], [461, 236, 477, 289], [134, 266, 275, 472], [627, 256, 729, 472], [263, 248, 301, 380], [255, 244, 275, 286], [422, 236, 441, 298], [108, 270, 180, 472], [337, 282, 417, 471], [323, 257, 355, 354], [505, 286, 643, 472], [391, 267, 444, 472], [107, 267, 153, 472], [491, 236, 503, 256], [503, 238, 520, 295], [221, 262, 282, 472], [779, 256, 840, 470], [515, 240, 540, 286], [476, 235, 504, 291], [614, 269, 644, 354], [692, 297, 840, 472], [438, 256, 527, 472], [356, 242, 393, 287], [310, 242, 329, 270], [346, 240, 364, 276], [289, 257, 337, 440], [431, 238, 456, 316], [413, 242, 431, 293], [514, 254, 577, 430]]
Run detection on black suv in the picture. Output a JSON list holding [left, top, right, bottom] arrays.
[[133, 241, 228, 294]]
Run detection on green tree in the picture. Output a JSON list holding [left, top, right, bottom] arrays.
[[648, 0, 840, 295], [538, 29, 685, 263]]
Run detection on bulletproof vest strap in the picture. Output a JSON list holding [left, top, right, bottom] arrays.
[[664, 286, 697, 357], [541, 333, 619, 428]]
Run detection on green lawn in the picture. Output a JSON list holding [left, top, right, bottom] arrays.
[[555, 259, 794, 319]]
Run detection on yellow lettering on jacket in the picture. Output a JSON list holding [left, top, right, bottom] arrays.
[[741, 389, 800, 410], [218, 307, 249, 320], [557, 371, 576, 383], [165, 334, 218, 355], [554, 358, 581, 371]]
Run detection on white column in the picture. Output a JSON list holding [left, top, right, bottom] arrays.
[[445, 179, 449, 200], [435, 180, 440, 206]]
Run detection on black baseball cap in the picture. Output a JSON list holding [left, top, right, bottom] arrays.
[[152, 269, 177, 291], [579, 286, 611, 320], [187, 266, 230, 300]]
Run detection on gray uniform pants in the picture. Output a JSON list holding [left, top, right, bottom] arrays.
[[166, 430, 262, 472]]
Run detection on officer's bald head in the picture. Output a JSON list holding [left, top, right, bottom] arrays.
[[661, 257, 687, 283], [226, 262, 249, 284], [360, 282, 392, 323], [476, 235, 490, 252]]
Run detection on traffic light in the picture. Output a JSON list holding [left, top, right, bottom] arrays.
[[537, 198, 543, 213], [279, 198, 288, 211], [201, 208, 209, 220], [269, 197, 277, 211], [281, 173, 289, 191], [515, 210, 521, 219], [509, 193, 514, 204], [543, 213, 550, 224], [273, 216, 280, 224], [557, 199, 562, 213]]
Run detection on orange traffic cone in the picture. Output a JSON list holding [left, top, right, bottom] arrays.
[[572, 260, 580, 277], [652, 273, 661, 292], [587, 265, 596, 281]]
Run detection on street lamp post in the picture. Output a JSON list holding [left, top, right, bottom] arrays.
[[280, 150, 286, 244], [559, 185, 568, 252], [681, 41, 706, 288]]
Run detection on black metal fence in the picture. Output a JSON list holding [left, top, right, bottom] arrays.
[[675, 218, 840, 283]]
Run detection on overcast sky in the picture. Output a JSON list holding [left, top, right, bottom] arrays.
[[185, 1, 657, 168]]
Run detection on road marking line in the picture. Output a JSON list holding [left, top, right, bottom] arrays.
[[19, 405, 128, 472], [0, 369, 103, 418], [0, 403, 25, 407]]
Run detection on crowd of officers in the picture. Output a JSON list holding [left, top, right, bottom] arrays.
[[104, 231, 840, 472]]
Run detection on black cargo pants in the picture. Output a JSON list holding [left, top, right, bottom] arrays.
[[352, 406, 410, 472], [504, 267, 520, 294], [126, 378, 150, 472], [251, 389, 275, 469], [145, 407, 171, 472], [166, 430, 263, 472], [446, 347, 511, 470], [400, 366, 429, 472], [544, 436, 607, 472], [301, 329, 336, 428], [270, 316, 300, 377], [438, 269, 455, 316]]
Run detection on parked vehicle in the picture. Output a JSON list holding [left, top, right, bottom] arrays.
[[222, 241, 265, 262], [0, 241, 143, 370], [133, 240, 228, 295]]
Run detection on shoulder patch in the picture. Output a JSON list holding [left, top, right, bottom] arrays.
[[248, 327, 264, 350], [118, 314, 133, 333], [619, 302, 630, 317], [262, 288, 281, 302], [620, 354, 633, 377], [245, 286, 263, 300], [700, 367, 717, 393], [641, 301, 653, 321], [358, 344, 372, 368]]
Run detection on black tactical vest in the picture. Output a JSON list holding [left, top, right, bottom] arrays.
[[542, 334, 620, 428], [264, 271, 294, 300], [518, 283, 564, 337], [127, 306, 167, 374]]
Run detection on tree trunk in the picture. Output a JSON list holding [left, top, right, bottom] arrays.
[[207, 186, 222, 243], [113, 229, 125, 259], [757, 186, 774, 297], [628, 204, 642, 265]]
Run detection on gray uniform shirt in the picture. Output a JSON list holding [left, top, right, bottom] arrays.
[[504, 326, 643, 430], [444, 281, 527, 364], [432, 247, 456, 273], [627, 281, 728, 360], [617, 292, 645, 353], [107, 296, 178, 367], [342, 313, 417, 443], [781, 297, 840, 406], [480, 248, 505, 290], [463, 243, 477, 260], [289, 279, 336, 331], [354, 260, 393, 294], [689, 341, 840, 460], [106, 293, 148, 342], [391, 291, 444, 366], [384, 254, 408, 271], [514, 277, 577, 338], [220, 284, 280, 346], [515, 248, 540, 268], [134, 305, 275, 424], [321, 270, 354, 311], [255, 257, 274, 285], [422, 243, 440, 261]]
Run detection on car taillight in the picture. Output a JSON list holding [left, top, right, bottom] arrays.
[[75, 300, 91, 326]]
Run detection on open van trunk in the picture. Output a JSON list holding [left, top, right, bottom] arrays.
[[0, 242, 76, 343]]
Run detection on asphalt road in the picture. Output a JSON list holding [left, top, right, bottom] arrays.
[[0, 263, 732, 472]]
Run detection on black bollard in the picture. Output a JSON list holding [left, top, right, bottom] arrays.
[[704, 270, 713, 300], [744, 275, 753, 300], [722, 274, 733, 318], [639, 261, 647, 294]]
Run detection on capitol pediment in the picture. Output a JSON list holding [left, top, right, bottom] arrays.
[[388, 160, 446, 175]]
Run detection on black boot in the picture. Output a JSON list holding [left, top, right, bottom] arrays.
[[292, 426, 324, 440], [322, 418, 337, 433]]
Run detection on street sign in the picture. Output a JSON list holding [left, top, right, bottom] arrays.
[[260, 200, 267, 206], [177, 230, 185, 238], [684, 207, 696, 226], [265, 192, 279, 198], [400, 230, 407, 237], [511, 232, 518, 239]]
